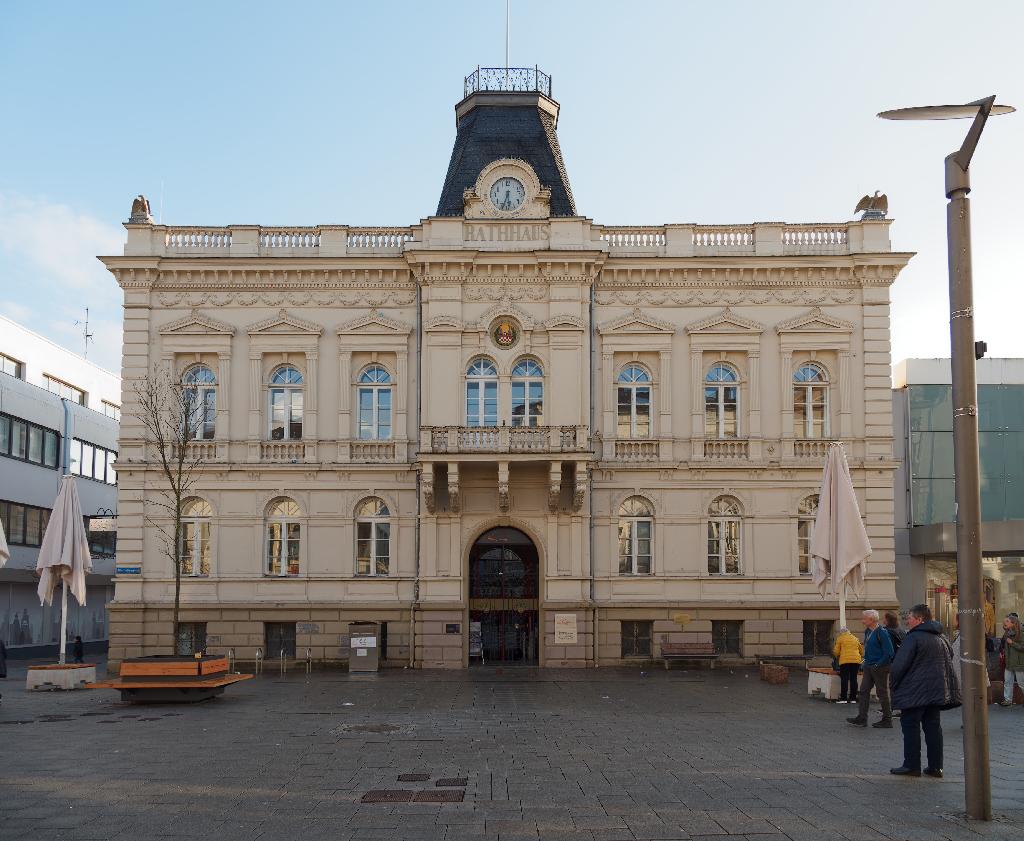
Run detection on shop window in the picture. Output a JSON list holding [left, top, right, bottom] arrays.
[[621, 620, 652, 658], [712, 620, 742, 655], [175, 622, 207, 655], [265, 622, 297, 659], [803, 620, 833, 656]]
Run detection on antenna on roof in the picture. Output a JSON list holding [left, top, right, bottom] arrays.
[[505, 0, 510, 69], [74, 308, 94, 359]]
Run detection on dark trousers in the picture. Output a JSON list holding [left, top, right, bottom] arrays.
[[857, 664, 892, 721], [839, 664, 859, 701], [900, 705, 943, 771]]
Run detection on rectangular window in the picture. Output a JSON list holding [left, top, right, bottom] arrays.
[[0, 415, 8, 455], [11, 419, 27, 459], [803, 620, 834, 656], [0, 500, 51, 546], [712, 620, 743, 655], [43, 374, 86, 405], [102, 401, 121, 421], [86, 519, 117, 559], [106, 450, 116, 484], [175, 622, 207, 656], [356, 521, 390, 576], [621, 621, 652, 658], [44, 430, 59, 468], [69, 439, 117, 484], [708, 519, 741, 574], [797, 520, 813, 575], [1, 353, 24, 378], [81, 442, 95, 479], [70, 439, 82, 475], [617, 519, 652, 575], [265, 622, 296, 659], [0, 413, 60, 469]]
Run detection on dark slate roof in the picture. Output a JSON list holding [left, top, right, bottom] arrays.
[[436, 96, 576, 217]]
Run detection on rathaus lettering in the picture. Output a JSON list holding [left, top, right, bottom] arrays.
[[464, 223, 550, 242]]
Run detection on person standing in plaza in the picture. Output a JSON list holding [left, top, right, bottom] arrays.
[[889, 604, 961, 778], [884, 611, 904, 651], [998, 613, 1023, 707], [833, 626, 864, 705], [72, 635, 84, 664], [847, 609, 895, 728]]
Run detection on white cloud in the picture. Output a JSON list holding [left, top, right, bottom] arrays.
[[0, 192, 123, 290], [0, 299, 33, 323]]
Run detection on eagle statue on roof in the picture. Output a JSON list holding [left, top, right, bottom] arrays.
[[854, 191, 888, 220]]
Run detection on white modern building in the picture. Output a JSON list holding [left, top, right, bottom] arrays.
[[0, 315, 120, 656]]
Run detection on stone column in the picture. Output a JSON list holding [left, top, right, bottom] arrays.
[[338, 350, 352, 445], [248, 355, 262, 461], [602, 350, 615, 460], [839, 350, 852, 438], [304, 351, 319, 446], [396, 350, 408, 441], [690, 349, 704, 459]]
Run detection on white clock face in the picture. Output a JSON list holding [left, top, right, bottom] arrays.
[[489, 177, 526, 212]]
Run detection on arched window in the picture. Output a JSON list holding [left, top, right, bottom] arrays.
[[797, 494, 819, 575], [618, 496, 653, 575], [355, 497, 390, 576], [708, 495, 742, 575], [266, 498, 301, 576], [794, 363, 829, 439], [358, 365, 392, 440], [511, 359, 544, 427], [179, 497, 212, 576], [616, 365, 651, 439], [182, 364, 216, 440], [269, 366, 303, 441], [704, 363, 739, 439], [466, 358, 498, 427]]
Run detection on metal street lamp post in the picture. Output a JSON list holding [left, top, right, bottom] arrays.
[[879, 97, 1014, 821]]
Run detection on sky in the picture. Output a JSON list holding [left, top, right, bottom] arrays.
[[1, 0, 1022, 375]]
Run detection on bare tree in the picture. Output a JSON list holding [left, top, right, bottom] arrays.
[[133, 367, 206, 653]]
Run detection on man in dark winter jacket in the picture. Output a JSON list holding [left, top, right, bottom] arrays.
[[888, 604, 961, 778]]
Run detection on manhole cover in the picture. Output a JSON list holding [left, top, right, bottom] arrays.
[[361, 790, 414, 803], [398, 774, 430, 782], [339, 723, 408, 734], [436, 778, 467, 787], [414, 790, 464, 803]]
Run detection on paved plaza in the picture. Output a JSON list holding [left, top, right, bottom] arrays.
[[2, 660, 1022, 841]]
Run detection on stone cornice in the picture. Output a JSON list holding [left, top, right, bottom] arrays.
[[336, 309, 413, 336], [597, 307, 675, 335], [685, 307, 766, 335], [470, 301, 537, 332], [247, 309, 325, 336], [423, 315, 466, 331], [543, 314, 587, 330], [158, 308, 236, 336], [775, 307, 855, 334]]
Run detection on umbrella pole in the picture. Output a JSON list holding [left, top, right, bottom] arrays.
[[838, 581, 847, 630], [59, 580, 68, 666]]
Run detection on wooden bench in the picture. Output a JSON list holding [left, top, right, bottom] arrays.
[[661, 642, 719, 670], [88, 655, 253, 703]]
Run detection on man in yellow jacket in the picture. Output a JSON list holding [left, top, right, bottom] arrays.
[[833, 627, 864, 704]]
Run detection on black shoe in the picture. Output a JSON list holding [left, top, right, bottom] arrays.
[[923, 768, 943, 778], [872, 719, 893, 728], [846, 717, 867, 726], [890, 767, 922, 777]]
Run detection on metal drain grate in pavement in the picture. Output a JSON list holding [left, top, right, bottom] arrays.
[[361, 790, 414, 803], [414, 790, 464, 803], [397, 774, 430, 782], [435, 778, 467, 787]]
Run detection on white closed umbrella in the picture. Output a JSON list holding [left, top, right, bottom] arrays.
[[36, 474, 93, 664], [0, 516, 9, 568], [809, 442, 871, 628]]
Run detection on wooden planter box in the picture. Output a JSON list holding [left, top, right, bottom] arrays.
[[88, 655, 251, 703], [760, 663, 790, 684]]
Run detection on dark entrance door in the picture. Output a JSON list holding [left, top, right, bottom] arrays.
[[469, 527, 539, 664]]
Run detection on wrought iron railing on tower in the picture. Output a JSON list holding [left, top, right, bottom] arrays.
[[464, 66, 551, 98]]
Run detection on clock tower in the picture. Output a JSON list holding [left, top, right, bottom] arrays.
[[436, 67, 576, 218]]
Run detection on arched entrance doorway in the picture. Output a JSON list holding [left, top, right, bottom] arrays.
[[469, 527, 539, 664]]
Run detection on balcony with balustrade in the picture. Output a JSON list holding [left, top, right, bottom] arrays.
[[419, 425, 589, 461]]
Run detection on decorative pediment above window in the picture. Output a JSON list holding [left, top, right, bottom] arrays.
[[597, 307, 675, 335], [775, 307, 855, 334], [471, 301, 536, 332], [543, 314, 586, 331], [159, 309, 235, 336], [336, 309, 413, 336], [424, 315, 465, 332], [685, 307, 765, 335], [246, 309, 324, 336]]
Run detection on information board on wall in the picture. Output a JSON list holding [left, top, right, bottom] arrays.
[[469, 621, 483, 657], [554, 613, 578, 644]]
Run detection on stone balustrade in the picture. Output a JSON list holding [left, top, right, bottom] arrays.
[[614, 440, 660, 462], [421, 426, 587, 455], [259, 228, 321, 249], [349, 441, 396, 462], [346, 228, 415, 250], [260, 441, 309, 462], [793, 439, 830, 459], [703, 439, 750, 459]]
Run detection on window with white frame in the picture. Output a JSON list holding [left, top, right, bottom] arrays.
[[266, 498, 301, 576], [357, 365, 393, 440], [797, 493, 819, 575], [466, 358, 498, 427], [1, 353, 24, 379], [355, 497, 390, 576], [704, 363, 739, 438], [616, 365, 651, 438], [269, 366, 303, 440], [793, 363, 830, 438], [182, 364, 217, 440], [511, 359, 544, 427], [618, 496, 653, 575], [179, 497, 212, 576], [43, 374, 86, 405], [707, 495, 742, 575], [102, 400, 121, 421]]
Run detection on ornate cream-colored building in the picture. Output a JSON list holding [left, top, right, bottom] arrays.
[[102, 68, 911, 669]]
